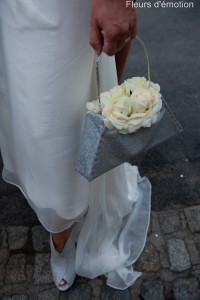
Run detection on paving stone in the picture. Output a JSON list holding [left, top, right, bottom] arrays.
[[195, 239, 200, 254], [5, 254, 26, 284], [173, 277, 200, 300], [88, 278, 103, 288], [140, 280, 165, 300], [158, 210, 181, 234], [160, 269, 178, 282], [167, 239, 191, 272], [184, 206, 200, 233], [89, 278, 103, 297], [130, 276, 143, 300], [93, 286, 101, 297], [33, 253, 53, 284], [0, 227, 8, 249], [162, 281, 174, 300], [197, 264, 200, 270], [101, 285, 131, 300], [149, 232, 165, 248], [1, 296, 28, 300], [0, 248, 9, 265], [151, 217, 161, 233], [7, 226, 29, 251], [60, 284, 92, 300], [37, 288, 59, 300], [0, 264, 5, 283], [31, 226, 50, 252], [179, 211, 187, 230], [158, 247, 170, 268], [151, 211, 159, 220], [134, 243, 161, 272], [26, 264, 34, 283], [191, 269, 200, 281], [185, 239, 200, 264]]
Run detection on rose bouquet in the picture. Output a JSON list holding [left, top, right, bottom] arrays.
[[86, 77, 162, 134], [75, 37, 182, 182]]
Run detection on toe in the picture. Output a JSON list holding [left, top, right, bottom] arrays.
[[59, 279, 68, 286]]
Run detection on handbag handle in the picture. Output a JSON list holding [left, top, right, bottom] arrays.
[[95, 37, 183, 133], [96, 35, 151, 111]]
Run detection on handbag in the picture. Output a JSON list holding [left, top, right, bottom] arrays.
[[75, 36, 183, 182]]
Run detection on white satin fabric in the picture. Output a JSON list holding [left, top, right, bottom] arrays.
[[0, 0, 151, 289]]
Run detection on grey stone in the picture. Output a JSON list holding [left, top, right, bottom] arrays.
[[140, 280, 165, 300], [26, 264, 34, 283], [149, 232, 165, 248], [173, 278, 200, 300], [0, 227, 8, 249], [60, 284, 92, 300], [191, 269, 200, 281], [37, 288, 59, 300], [195, 238, 200, 253], [134, 243, 161, 272], [0, 265, 5, 283], [158, 210, 181, 234], [93, 286, 101, 297], [185, 239, 200, 264], [7, 226, 29, 250], [1, 296, 28, 300], [151, 216, 161, 233], [0, 248, 9, 265], [160, 269, 178, 282], [167, 239, 191, 272], [179, 211, 187, 230], [5, 254, 26, 284], [31, 226, 50, 252], [88, 278, 103, 288], [101, 285, 131, 300], [184, 206, 200, 233], [158, 247, 170, 268], [130, 276, 143, 300], [33, 253, 53, 284]]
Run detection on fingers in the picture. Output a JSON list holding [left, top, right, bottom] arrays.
[[90, 20, 104, 56], [116, 37, 131, 53], [89, 1, 137, 57], [90, 27, 135, 57], [129, 12, 137, 38], [103, 33, 133, 56], [102, 24, 130, 56], [102, 33, 118, 56]]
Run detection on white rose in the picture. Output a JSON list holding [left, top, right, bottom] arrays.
[[131, 88, 152, 113], [110, 85, 126, 100], [86, 99, 101, 113], [123, 77, 148, 95], [103, 95, 132, 117], [86, 76, 162, 134]]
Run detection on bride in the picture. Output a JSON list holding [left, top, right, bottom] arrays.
[[0, 0, 151, 291]]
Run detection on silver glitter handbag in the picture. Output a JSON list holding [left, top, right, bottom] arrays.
[[75, 37, 183, 182]]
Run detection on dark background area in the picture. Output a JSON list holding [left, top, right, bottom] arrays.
[[0, 0, 199, 226]]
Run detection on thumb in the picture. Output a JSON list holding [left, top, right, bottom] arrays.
[[90, 21, 103, 56]]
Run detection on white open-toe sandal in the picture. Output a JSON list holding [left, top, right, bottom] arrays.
[[50, 231, 76, 291]]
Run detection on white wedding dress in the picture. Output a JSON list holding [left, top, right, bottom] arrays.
[[0, 0, 151, 290]]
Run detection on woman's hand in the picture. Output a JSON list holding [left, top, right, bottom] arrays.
[[90, 0, 137, 56]]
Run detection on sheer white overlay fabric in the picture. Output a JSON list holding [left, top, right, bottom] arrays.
[[0, 0, 151, 289]]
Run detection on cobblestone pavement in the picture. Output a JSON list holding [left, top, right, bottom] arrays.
[[0, 205, 200, 300]]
